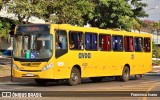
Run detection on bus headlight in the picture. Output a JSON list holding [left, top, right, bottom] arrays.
[[42, 63, 53, 71], [13, 64, 20, 71]]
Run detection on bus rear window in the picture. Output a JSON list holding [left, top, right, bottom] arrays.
[[134, 37, 143, 52], [144, 38, 151, 52]]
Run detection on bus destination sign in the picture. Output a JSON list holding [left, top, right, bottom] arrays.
[[16, 24, 50, 34], [26, 27, 40, 31]]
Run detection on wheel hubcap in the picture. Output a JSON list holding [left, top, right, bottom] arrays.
[[124, 70, 129, 79], [71, 73, 78, 82]]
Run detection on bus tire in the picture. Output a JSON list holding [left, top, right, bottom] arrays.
[[140, 74, 144, 78], [35, 79, 47, 86], [67, 67, 81, 86], [90, 77, 104, 82], [135, 74, 141, 79], [120, 66, 130, 82]]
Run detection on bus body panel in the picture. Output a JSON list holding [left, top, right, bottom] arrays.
[[13, 24, 152, 81]]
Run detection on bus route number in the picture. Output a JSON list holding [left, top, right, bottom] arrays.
[[79, 53, 91, 59]]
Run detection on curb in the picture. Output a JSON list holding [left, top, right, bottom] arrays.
[[145, 73, 160, 76], [153, 66, 160, 68]]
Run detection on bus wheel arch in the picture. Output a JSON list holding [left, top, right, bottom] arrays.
[[120, 64, 130, 82], [67, 65, 81, 86]]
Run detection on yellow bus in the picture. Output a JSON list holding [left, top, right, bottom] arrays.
[[13, 24, 152, 86]]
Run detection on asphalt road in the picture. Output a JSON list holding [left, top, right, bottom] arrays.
[[0, 57, 160, 99], [0, 74, 160, 100]]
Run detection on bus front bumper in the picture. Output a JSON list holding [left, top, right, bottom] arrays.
[[13, 68, 57, 79]]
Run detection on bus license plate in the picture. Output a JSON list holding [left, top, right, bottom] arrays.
[[26, 73, 34, 76]]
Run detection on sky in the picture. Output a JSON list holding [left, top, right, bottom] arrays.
[[141, 0, 160, 21]]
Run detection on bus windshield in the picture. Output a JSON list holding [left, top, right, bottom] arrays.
[[13, 34, 52, 61]]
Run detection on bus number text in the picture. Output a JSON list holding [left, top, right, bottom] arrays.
[[79, 53, 91, 59]]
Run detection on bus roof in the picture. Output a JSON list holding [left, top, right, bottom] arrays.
[[51, 24, 151, 38], [16, 24, 151, 38]]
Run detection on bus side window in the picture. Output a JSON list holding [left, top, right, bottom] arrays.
[[85, 33, 91, 50], [144, 38, 150, 52], [99, 34, 111, 51], [69, 31, 83, 50], [139, 38, 143, 52], [85, 32, 98, 50], [129, 37, 133, 52], [134, 37, 143, 52], [124, 36, 133, 52], [55, 30, 67, 49], [112, 35, 123, 51], [55, 30, 68, 58], [112, 36, 116, 50], [118, 36, 123, 50], [93, 34, 97, 50]]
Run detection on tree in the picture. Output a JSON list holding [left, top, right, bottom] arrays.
[[86, 0, 134, 30], [141, 20, 155, 32], [45, 0, 95, 26], [129, 0, 148, 18], [6, 0, 48, 24], [85, 0, 148, 31], [0, 0, 3, 10], [0, 19, 12, 48]]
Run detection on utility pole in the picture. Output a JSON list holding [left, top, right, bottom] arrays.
[[156, 29, 160, 61]]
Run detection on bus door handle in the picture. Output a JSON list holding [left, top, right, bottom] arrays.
[[131, 54, 134, 59]]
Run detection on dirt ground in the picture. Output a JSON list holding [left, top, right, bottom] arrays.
[[0, 65, 11, 77]]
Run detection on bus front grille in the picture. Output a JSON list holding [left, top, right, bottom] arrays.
[[21, 70, 41, 72], [20, 62, 41, 67]]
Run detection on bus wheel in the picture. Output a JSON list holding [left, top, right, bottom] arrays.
[[140, 74, 144, 78], [35, 79, 47, 86], [135, 74, 141, 79], [120, 66, 130, 82], [67, 67, 81, 86], [90, 77, 104, 82]]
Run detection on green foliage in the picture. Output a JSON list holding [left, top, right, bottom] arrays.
[[151, 21, 160, 31], [86, 0, 135, 30], [0, 20, 11, 38], [153, 47, 160, 58], [6, 0, 48, 24], [130, 0, 148, 18], [3, 0, 148, 31], [0, 0, 3, 10], [46, 0, 95, 26]]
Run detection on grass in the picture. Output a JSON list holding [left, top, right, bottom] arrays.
[[152, 46, 160, 58], [153, 60, 160, 65], [0, 51, 2, 56]]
